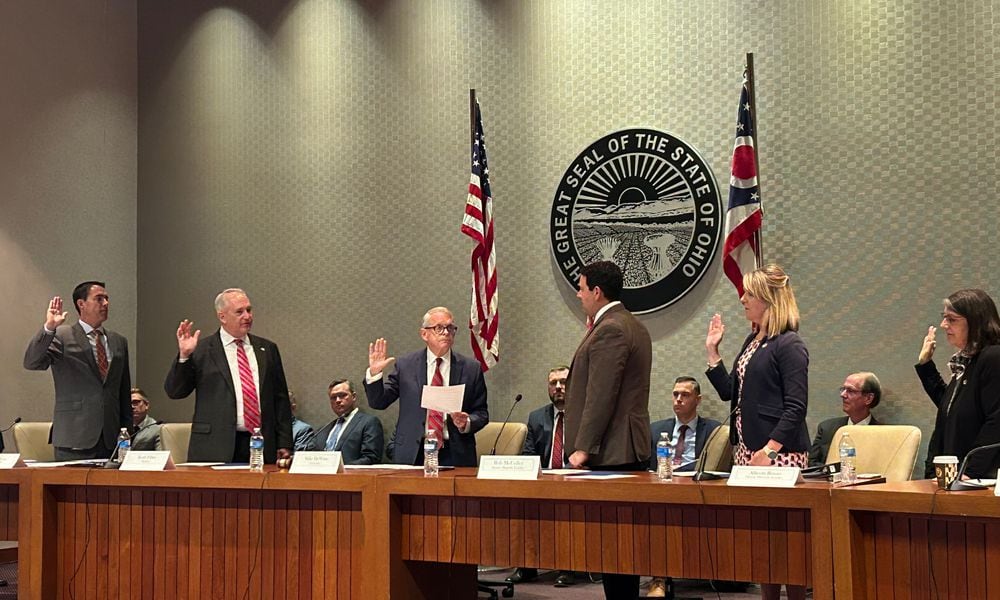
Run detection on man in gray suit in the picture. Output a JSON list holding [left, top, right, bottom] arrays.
[[130, 387, 163, 451], [808, 372, 884, 466], [312, 379, 384, 464], [23, 281, 132, 460], [164, 288, 293, 464]]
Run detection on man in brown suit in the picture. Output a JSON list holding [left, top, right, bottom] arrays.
[[564, 260, 652, 599]]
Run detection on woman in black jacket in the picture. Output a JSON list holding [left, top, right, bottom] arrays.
[[916, 288, 1000, 479]]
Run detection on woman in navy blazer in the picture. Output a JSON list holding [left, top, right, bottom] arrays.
[[704, 264, 808, 600]]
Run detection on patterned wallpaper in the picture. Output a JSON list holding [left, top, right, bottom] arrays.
[[136, 0, 999, 471]]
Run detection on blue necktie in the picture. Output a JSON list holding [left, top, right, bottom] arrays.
[[326, 417, 345, 450]]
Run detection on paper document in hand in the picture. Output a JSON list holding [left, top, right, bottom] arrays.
[[421, 384, 465, 413]]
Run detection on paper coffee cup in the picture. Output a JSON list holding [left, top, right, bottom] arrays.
[[933, 455, 959, 489]]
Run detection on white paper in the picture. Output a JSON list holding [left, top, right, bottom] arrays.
[[119, 451, 175, 471], [565, 473, 637, 480], [345, 464, 424, 470], [0, 454, 26, 469], [289, 451, 345, 475], [211, 464, 251, 470], [478, 455, 540, 480], [542, 468, 581, 476], [420, 384, 465, 413], [727, 465, 803, 488], [25, 458, 106, 468], [176, 462, 225, 467]]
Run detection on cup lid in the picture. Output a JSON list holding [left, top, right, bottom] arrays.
[[933, 455, 959, 463]]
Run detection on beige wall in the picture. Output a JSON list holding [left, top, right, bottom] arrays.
[[0, 2, 137, 432]]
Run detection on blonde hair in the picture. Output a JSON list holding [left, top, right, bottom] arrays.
[[742, 264, 800, 338]]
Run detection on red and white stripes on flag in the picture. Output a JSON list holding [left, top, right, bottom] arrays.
[[461, 95, 499, 372], [722, 70, 763, 298]]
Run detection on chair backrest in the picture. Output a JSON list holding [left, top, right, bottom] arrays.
[[475, 422, 528, 459], [824, 425, 922, 482], [698, 424, 733, 472], [160, 423, 193, 465], [12, 422, 54, 462]]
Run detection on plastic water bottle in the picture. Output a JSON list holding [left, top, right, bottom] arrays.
[[656, 432, 673, 482], [424, 429, 440, 477], [839, 432, 857, 485], [114, 427, 131, 463], [249, 427, 264, 472]]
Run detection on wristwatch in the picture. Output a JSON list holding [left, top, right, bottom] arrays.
[[762, 447, 778, 461]]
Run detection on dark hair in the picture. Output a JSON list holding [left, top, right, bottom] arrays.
[[329, 378, 355, 393], [72, 281, 105, 314], [673, 376, 701, 396], [579, 261, 623, 301], [945, 289, 1000, 353], [549, 365, 570, 375]]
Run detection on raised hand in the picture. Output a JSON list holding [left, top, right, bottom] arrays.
[[176, 320, 201, 359], [918, 325, 937, 365], [706, 313, 725, 364], [44, 296, 68, 331], [368, 338, 394, 375]]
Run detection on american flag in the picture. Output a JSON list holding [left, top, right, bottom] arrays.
[[461, 97, 499, 372], [722, 70, 763, 298]]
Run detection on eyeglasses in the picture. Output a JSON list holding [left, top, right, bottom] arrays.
[[838, 386, 865, 395], [423, 324, 458, 336], [941, 313, 966, 325]]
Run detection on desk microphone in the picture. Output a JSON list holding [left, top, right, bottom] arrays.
[[693, 404, 739, 482], [490, 394, 522, 456], [948, 441, 1000, 490], [0, 417, 20, 453]]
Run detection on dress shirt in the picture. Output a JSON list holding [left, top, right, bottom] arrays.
[[593, 301, 622, 326], [219, 329, 261, 432], [672, 415, 700, 466], [326, 407, 359, 449], [78, 320, 113, 366], [850, 414, 873, 426]]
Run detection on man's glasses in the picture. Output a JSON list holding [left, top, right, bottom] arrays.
[[838, 386, 865, 395], [423, 324, 458, 336]]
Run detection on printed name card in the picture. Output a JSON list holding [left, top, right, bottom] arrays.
[[727, 465, 803, 488], [120, 451, 176, 472], [289, 451, 345, 475], [477, 455, 541, 480], [0, 454, 26, 469]]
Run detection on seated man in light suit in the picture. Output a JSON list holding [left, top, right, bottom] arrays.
[[365, 307, 489, 467], [808, 371, 883, 466], [130, 387, 163, 451], [288, 390, 316, 452], [313, 379, 384, 464]]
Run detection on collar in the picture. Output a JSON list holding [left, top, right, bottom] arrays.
[[593, 300, 622, 325], [220, 328, 249, 347], [79, 320, 103, 336], [676, 414, 700, 429], [850, 414, 873, 426], [336, 407, 359, 422], [426, 348, 451, 366]]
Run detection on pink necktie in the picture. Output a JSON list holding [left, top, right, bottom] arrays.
[[235, 340, 260, 430], [427, 358, 446, 446]]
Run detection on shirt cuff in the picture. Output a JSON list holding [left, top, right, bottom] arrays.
[[365, 368, 383, 384]]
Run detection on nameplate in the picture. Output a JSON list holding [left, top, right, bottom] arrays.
[[477, 455, 540, 480], [0, 454, 26, 469], [727, 465, 803, 488], [289, 451, 345, 475], [120, 451, 176, 472]]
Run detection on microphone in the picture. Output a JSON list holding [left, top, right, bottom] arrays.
[[948, 441, 1000, 490], [0, 417, 21, 453], [490, 394, 522, 456], [693, 404, 739, 482]]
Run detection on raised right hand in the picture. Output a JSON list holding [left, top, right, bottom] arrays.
[[44, 296, 67, 331], [918, 325, 937, 364], [176, 320, 201, 359], [706, 313, 725, 364], [368, 338, 394, 375]]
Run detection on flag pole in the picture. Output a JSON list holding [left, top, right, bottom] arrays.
[[470, 89, 477, 147], [744, 52, 764, 266]]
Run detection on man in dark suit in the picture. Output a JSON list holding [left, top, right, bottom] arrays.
[[649, 376, 722, 472], [508, 365, 576, 588], [24, 281, 132, 461], [365, 307, 488, 467], [808, 372, 883, 466], [313, 378, 384, 464], [564, 261, 652, 600], [164, 288, 292, 464]]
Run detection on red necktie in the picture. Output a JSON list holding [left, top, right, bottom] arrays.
[[235, 339, 260, 430], [92, 330, 109, 381], [551, 412, 564, 468], [427, 358, 446, 446], [673, 424, 688, 466]]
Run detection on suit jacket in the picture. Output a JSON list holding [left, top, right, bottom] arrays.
[[163, 329, 293, 463], [291, 416, 316, 452], [131, 415, 163, 451], [916, 345, 1000, 479], [648, 416, 722, 471], [364, 349, 488, 467], [522, 403, 564, 467], [23, 322, 132, 450], [706, 330, 810, 454], [312, 410, 385, 465], [807, 414, 881, 466], [565, 303, 652, 468]]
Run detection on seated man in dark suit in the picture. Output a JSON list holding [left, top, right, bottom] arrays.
[[312, 379, 384, 464], [130, 387, 162, 451], [365, 307, 488, 467], [646, 376, 722, 598], [808, 372, 883, 466]]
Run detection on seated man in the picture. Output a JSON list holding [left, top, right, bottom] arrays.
[[646, 376, 721, 598], [288, 390, 316, 451], [808, 372, 883, 467], [313, 379, 384, 465], [130, 387, 163, 451]]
